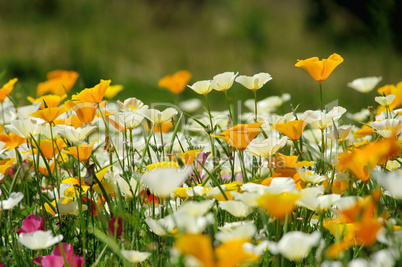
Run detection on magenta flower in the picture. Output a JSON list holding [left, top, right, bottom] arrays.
[[17, 215, 45, 235], [109, 216, 123, 238], [34, 243, 84, 267]]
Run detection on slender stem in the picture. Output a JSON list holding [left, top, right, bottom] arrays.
[[253, 90, 258, 122], [204, 94, 216, 162], [223, 91, 235, 125], [159, 123, 165, 160], [319, 82, 323, 111]]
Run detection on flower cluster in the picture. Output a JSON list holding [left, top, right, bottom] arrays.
[[1, 55, 402, 266]]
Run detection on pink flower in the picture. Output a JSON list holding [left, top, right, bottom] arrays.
[[34, 243, 84, 267], [109, 216, 123, 238], [17, 215, 45, 235]]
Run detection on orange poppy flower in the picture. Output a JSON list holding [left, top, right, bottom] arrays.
[[174, 234, 258, 267], [65, 100, 98, 124], [27, 94, 67, 109], [71, 79, 110, 105], [210, 122, 263, 150], [64, 140, 98, 162], [338, 138, 400, 182], [273, 120, 308, 141], [257, 191, 301, 220], [0, 78, 18, 102], [0, 158, 15, 178], [0, 132, 25, 150], [175, 149, 202, 165], [62, 166, 112, 198], [353, 124, 374, 139], [295, 53, 344, 82], [104, 84, 124, 99], [54, 114, 85, 129], [158, 70, 192, 94], [32, 138, 67, 160], [143, 121, 174, 133], [30, 106, 68, 124], [37, 70, 79, 96]]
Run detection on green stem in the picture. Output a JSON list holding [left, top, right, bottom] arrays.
[[319, 82, 323, 111], [223, 91, 235, 125], [253, 90, 258, 122]]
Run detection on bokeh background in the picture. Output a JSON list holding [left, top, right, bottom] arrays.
[[1, 0, 401, 114]]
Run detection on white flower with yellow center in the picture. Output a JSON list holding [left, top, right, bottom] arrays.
[[235, 72, 272, 91]]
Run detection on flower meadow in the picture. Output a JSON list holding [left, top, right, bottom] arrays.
[[1, 54, 402, 267]]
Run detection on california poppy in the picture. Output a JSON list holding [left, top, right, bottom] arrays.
[[37, 70, 79, 96], [158, 70, 192, 94], [295, 53, 343, 82], [71, 79, 110, 105], [30, 106, 68, 124], [0, 132, 25, 150], [27, 94, 67, 109], [0, 78, 18, 102], [64, 140, 98, 162], [210, 122, 263, 150], [273, 120, 308, 141]]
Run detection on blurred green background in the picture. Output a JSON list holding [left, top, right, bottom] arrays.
[[1, 0, 401, 114]]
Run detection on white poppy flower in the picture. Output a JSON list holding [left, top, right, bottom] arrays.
[[373, 171, 402, 199], [216, 221, 256, 242], [0, 192, 24, 210], [117, 98, 147, 112], [269, 231, 321, 261], [295, 167, 326, 184], [142, 108, 178, 124], [5, 118, 45, 138], [246, 136, 287, 159], [55, 124, 98, 142], [375, 94, 395, 106], [297, 194, 341, 211], [121, 250, 151, 263], [326, 125, 353, 142], [347, 76, 382, 93], [141, 167, 190, 197], [301, 106, 346, 130], [179, 98, 202, 113], [16, 102, 41, 119], [218, 200, 254, 218], [109, 112, 145, 130], [346, 109, 370, 122], [212, 72, 238, 92], [187, 80, 213, 95], [18, 230, 63, 250], [371, 119, 402, 138], [235, 73, 272, 91]]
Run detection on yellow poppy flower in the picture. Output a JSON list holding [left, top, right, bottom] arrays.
[[175, 149, 202, 165], [273, 120, 308, 141], [27, 94, 67, 109], [71, 79, 110, 104], [211, 122, 263, 150], [158, 70, 192, 94], [65, 100, 98, 124], [257, 191, 300, 220], [62, 166, 112, 197], [295, 53, 344, 82], [36, 70, 79, 96], [0, 133, 25, 150], [0, 158, 15, 177], [174, 234, 258, 267], [32, 138, 67, 160], [104, 84, 124, 99], [0, 78, 18, 102], [64, 140, 98, 162], [30, 106, 68, 124]]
